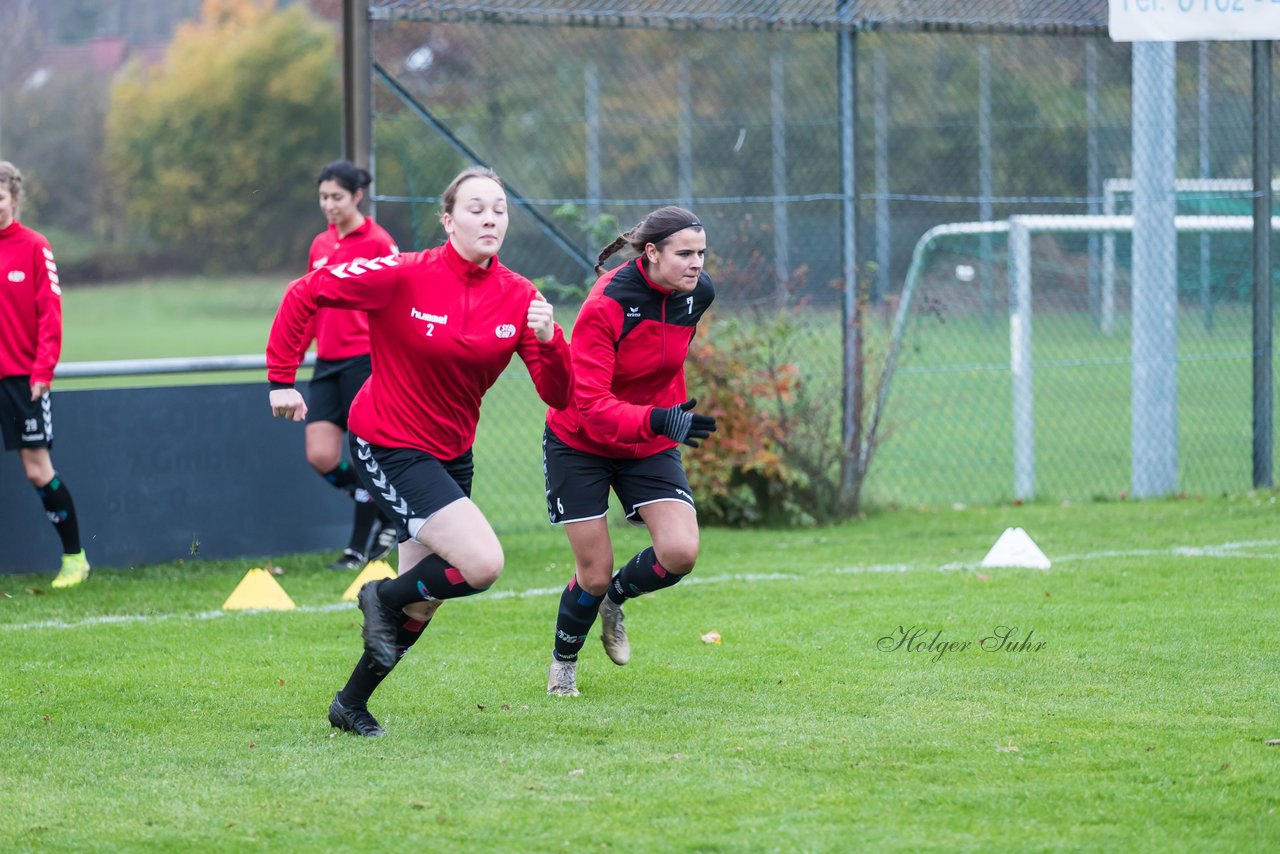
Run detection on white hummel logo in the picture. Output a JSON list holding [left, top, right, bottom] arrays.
[[356, 439, 410, 516], [412, 307, 448, 324], [7, 271, 23, 282], [494, 324, 516, 339], [330, 253, 399, 279]]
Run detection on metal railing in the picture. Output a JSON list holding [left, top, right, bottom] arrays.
[[57, 354, 314, 380]]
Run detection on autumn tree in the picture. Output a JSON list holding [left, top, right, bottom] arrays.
[[106, 0, 340, 271]]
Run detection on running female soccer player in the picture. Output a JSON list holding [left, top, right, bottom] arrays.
[[267, 166, 573, 736], [542, 206, 716, 696]]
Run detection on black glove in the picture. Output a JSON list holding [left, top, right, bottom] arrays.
[[650, 398, 717, 448]]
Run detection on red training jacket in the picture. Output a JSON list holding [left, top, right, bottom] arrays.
[[0, 220, 62, 387], [302, 217, 399, 361], [546, 257, 715, 459], [267, 240, 573, 459]]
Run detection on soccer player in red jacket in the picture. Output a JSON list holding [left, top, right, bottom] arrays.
[[0, 162, 90, 588], [267, 166, 573, 736], [296, 160, 399, 571], [543, 206, 717, 696]]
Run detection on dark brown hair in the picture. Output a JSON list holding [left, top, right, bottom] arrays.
[[317, 159, 372, 195], [595, 206, 703, 274]]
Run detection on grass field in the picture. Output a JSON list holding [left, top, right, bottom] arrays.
[[718, 299, 1276, 509], [871, 304, 1275, 507], [1, 497, 1277, 850], [55, 275, 559, 532], [51, 275, 1280, 529], [58, 275, 287, 389]]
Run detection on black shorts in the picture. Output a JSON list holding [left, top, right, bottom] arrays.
[[543, 426, 694, 526], [349, 432, 474, 542], [0, 376, 52, 451], [306, 355, 372, 429]]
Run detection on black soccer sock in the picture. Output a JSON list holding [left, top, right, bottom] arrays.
[[36, 476, 82, 555], [378, 553, 487, 611], [349, 498, 381, 554], [553, 577, 604, 662], [606, 547, 685, 604], [321, 461, 361, 498], [338, 616, 430, 706]]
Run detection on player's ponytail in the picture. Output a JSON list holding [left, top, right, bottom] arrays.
[[594, 206, 702, 275], [594, 235, 629, 274]]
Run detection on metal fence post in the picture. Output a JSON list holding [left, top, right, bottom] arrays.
[[1131, 41, 1179, 499], [838, 22, 860, 503], [1252, 39, 1273, 488], [1009, 218, 1035, 501]]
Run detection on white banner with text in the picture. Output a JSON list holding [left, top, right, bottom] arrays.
[[1110, 0, 1280, 41]]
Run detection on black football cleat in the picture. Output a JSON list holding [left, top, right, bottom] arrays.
[[328, 692, 386, 737], [328, 549, 367, 571]]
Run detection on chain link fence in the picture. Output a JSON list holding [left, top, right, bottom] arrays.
[[365, 3, 1277, 527]]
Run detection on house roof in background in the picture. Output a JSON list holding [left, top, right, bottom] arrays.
[[26, 36, 166, 81]]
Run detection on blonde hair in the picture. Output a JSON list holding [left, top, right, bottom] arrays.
[[440, 166, 504, 216], [0, 161, 22, 200]]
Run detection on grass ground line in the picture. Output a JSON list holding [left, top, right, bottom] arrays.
[[4, 538, 1277, 635], [933, 537, 1280, 571]]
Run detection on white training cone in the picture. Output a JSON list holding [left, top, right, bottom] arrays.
[[980, 527, 1051, 570]]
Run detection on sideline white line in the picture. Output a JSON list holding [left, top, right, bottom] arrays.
[[482, 571, 800, 604], [3, 543, 1274, 634], [833, 564, 914, 575], [0, 571, 803, 633], [3, 602, 353, 632], [932, 539, 1280, 573]]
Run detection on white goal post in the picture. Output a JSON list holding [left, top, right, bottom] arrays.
[[1100, 178, 1280, 334], [875, 214, 1279, 502]]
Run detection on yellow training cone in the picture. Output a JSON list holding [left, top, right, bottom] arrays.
[[223, 568, 297, 611], [341, 560, 397, 601]]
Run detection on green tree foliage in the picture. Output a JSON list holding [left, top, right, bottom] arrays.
[[684, 307, 880, 528], [106, 0, 340, 271]]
